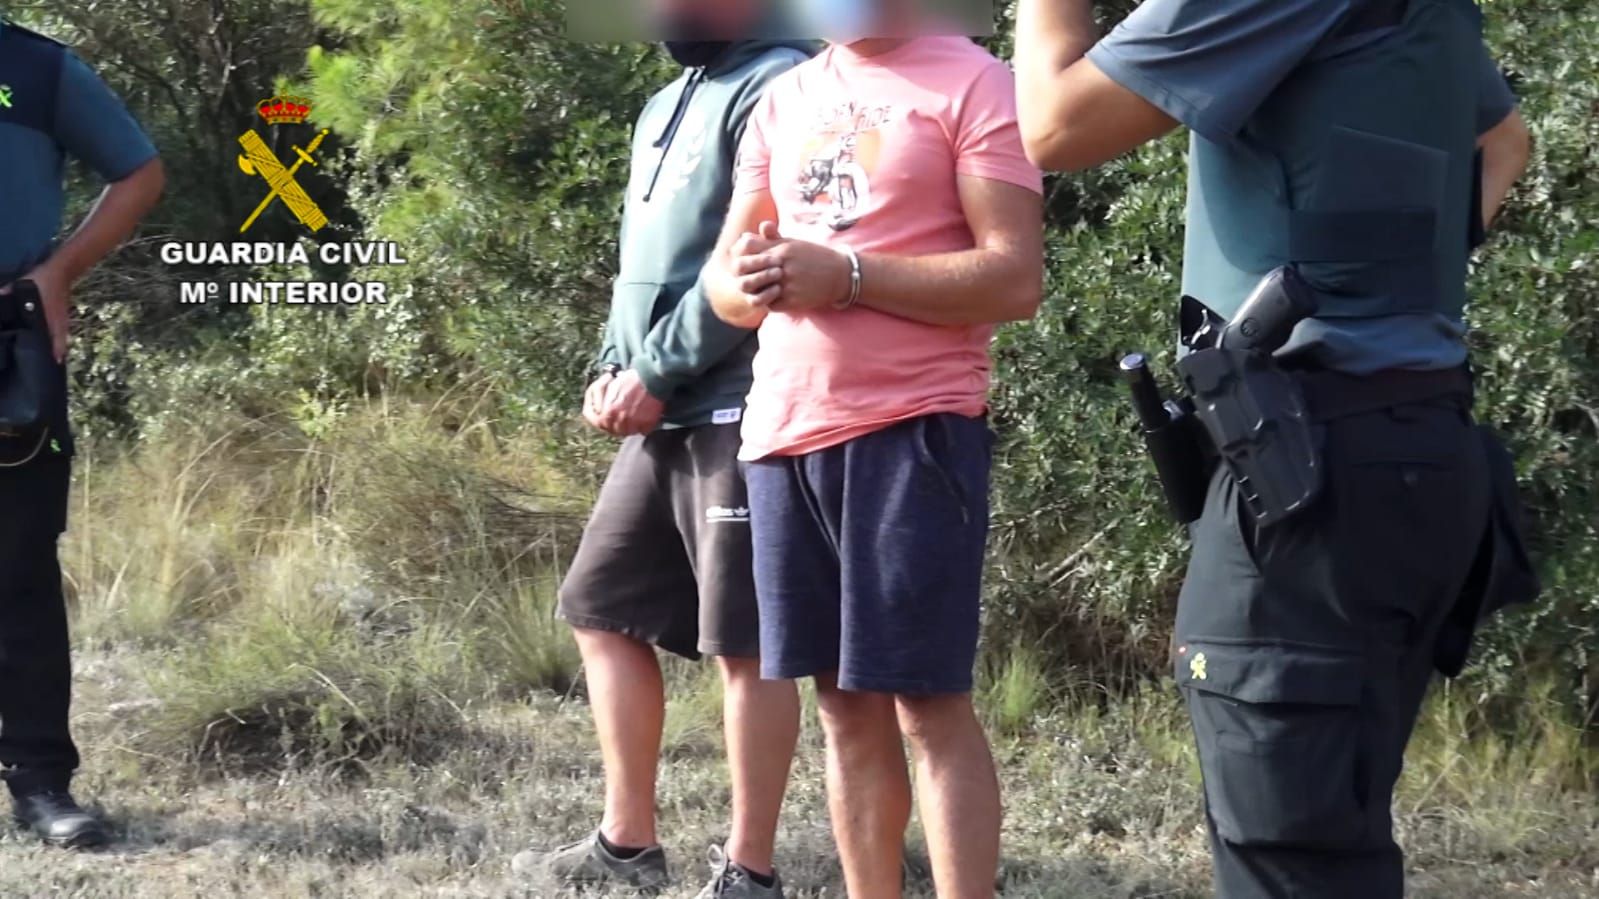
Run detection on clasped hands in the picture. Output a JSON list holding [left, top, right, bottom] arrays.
[[583, 368, 664, 437], [586, 223, 855, 437], [724, 221, 853, 314]]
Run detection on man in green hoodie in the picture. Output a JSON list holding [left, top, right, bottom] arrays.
[[512, 3, 811, 897]]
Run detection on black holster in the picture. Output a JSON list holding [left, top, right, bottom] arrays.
[[1177, 348, 1323, 528], [0, 280, 59, 462]]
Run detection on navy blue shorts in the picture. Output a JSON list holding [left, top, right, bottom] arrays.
[[744, 413, 992, 695]]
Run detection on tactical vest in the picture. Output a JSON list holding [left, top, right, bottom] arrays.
[[1180, 0, 1484, 326], [0, 22, 72, 463], [0, 22, 65, 142]]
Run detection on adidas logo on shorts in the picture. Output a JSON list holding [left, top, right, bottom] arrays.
[[705, 505, 750, 524]]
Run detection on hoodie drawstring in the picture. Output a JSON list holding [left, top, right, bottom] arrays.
[[643, 67, 706, 204]]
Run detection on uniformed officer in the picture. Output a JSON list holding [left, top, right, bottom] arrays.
[[0, 17, 164, 847], [1013, 0, 1531, 896]]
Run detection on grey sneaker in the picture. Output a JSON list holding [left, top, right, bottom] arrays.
[[510, 830, 671, 891], [695, 845, 784, 899]]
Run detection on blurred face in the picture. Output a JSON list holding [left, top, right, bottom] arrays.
[[790, 0, 927, 44], [650, 0, 760, 40], [791, 0, 877, 42]]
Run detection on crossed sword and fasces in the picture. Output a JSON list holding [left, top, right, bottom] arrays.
[[237, 128, 330, 233]]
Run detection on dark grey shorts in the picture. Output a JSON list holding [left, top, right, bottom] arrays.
[[558, 422, 758, 660]]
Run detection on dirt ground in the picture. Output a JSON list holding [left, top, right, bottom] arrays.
[[0, 650, 1592, 899]]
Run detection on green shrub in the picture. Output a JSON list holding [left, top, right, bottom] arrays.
[[38, 0, 1599, 723]]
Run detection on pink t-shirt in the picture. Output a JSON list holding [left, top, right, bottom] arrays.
[[734, 37, 1043, 461]]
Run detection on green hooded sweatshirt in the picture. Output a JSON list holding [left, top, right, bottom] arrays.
[[598, 40, 812, 429]]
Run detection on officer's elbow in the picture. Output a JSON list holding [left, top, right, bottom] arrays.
[[142, 157, 168, 201], [1483, 110, 1532, 178], [1018, 81, 1115, 173], [1504, 114, 1533, 177], [1022, 122, 1096, 174], [115, 156, 166, 213]]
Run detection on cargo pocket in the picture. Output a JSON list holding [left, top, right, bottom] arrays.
[[1178, 639, 1369, 849]]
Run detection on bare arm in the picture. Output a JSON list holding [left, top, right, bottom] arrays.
[[704, 189, 781, 330], [852, 177, 1044, 325], [4, 157, 166, 361], [43, 157, 166, 286], [727, 177, 1044, 327], [1479, 108, 1531, 229], [1013, 0, 1177, 172]]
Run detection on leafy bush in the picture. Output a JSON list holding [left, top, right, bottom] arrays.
[[299, 0, 1599, 714], [34, 0, 1599, 722]]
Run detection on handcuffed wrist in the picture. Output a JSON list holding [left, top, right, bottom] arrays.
[[831, 246, 863, 311]]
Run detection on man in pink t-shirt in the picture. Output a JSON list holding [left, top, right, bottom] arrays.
[[703, 5, 1044, 894]]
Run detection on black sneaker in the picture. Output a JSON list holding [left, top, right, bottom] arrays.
[[695, 845, 784, 898], [13, 791, 108, 849]]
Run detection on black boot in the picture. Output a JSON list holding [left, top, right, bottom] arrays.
[[13, 790, 108, 849]]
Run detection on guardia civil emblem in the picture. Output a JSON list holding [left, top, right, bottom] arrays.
[[236, 95, 330, 234]]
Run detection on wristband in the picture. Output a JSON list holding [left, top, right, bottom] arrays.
[[832, 246, 863, 311]]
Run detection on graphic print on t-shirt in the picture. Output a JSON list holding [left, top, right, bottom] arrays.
[[792, 102, 891, 232]]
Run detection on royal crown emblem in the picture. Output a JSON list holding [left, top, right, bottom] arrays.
[[256, 95, 312, 126]]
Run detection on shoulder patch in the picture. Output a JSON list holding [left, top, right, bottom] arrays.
[[0, 22, 66, 135]]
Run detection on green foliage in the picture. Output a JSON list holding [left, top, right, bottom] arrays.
[[980, 639, 1055, 736], [29, 0, 1599, 719], [1461, 0, 1599, 708], [11, 0, 331, 438], [302, 0, 671, 431], [994, 0, 1599, 709]]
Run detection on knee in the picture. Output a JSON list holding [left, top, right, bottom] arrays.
[[572, 626, 646, 660], [717, 655, 761, 685], [894, 693, 975, 750], [816, 684, 895, 745], [718, 657, 794, 703]]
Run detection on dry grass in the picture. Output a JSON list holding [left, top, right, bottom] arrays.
[[10, 648, 1592, 899], [8, 402, 1592, 897]]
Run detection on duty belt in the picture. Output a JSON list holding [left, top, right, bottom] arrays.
[[1298, 366, 1474, 423]]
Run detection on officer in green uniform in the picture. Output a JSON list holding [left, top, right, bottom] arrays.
[[0, 17, 164, 847], [1013, 0, 1531, 895]]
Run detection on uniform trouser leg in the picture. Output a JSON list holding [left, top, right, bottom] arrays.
[[1174, 402, 1491, 899], [0, 458, 79, 797]]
